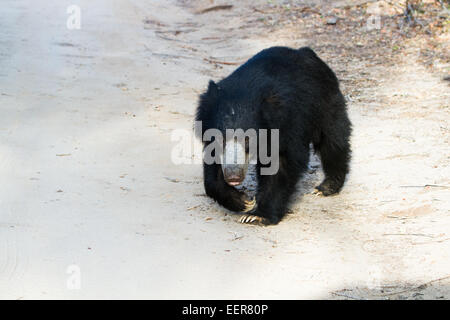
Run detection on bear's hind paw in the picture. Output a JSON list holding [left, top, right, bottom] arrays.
[[312, 188, 324, 196]]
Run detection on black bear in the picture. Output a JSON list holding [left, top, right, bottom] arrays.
[[195, 46, 351, 225]]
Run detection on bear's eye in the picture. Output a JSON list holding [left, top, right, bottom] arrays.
[[264, 94, 281, 108]]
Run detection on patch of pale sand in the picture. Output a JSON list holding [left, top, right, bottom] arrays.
[[0, 0, 448, 299]]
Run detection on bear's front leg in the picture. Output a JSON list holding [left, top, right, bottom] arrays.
[[240, 155, 307, 225], [203, 163, 255, 213]]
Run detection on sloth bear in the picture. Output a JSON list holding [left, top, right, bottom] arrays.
[[195, 46, 351, 225]]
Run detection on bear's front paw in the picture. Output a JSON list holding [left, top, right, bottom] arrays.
[[219, 190, 256, 213], [232, 194, 256, 213], [239, 211, 280, 225], [239, 214, 268, 225], [242, 197, 256, 213]]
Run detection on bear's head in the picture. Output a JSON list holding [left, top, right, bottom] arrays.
[[196, 80, 262, 186]]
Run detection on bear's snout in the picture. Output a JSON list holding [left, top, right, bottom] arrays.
[[223, 165, 246, 186], [222, 139, 248, 186]]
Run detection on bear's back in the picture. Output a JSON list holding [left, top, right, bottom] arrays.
[[219, 46, 338, 94]]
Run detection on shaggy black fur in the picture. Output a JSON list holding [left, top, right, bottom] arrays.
[[196, 46, 351, 224]]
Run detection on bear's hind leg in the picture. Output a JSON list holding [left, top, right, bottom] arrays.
[[314, 112, 351, 196]]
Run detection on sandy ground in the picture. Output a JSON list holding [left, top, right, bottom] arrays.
[[0, 0, 449, 299]]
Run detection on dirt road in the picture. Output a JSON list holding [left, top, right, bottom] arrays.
[[1, 0, 449, 299]]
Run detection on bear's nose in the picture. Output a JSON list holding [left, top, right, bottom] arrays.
[[226, 175, 243, 186]]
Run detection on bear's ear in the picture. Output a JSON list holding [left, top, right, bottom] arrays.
[[196, 80, 219, 122], [206, 80, 219, 100]]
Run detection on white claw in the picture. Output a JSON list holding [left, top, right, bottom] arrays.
[[243, 197, 256, 213], [239, 214, 263, 224], [312, 189, 323, 196]]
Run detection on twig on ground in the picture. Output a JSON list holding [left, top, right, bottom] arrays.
[[334, 275, 450, 299], [412, 238, 450, 245], [333, 0, 379, 8], [383, 233, 435, 238], [155, 34, 181, 42], [331, 291, 363, 300], [203, 57, 242, 65], [196, 5, 233, 14], [375, 275, 450, 297], [399, 184, 449, 188], [253, 7, 267, 14]]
